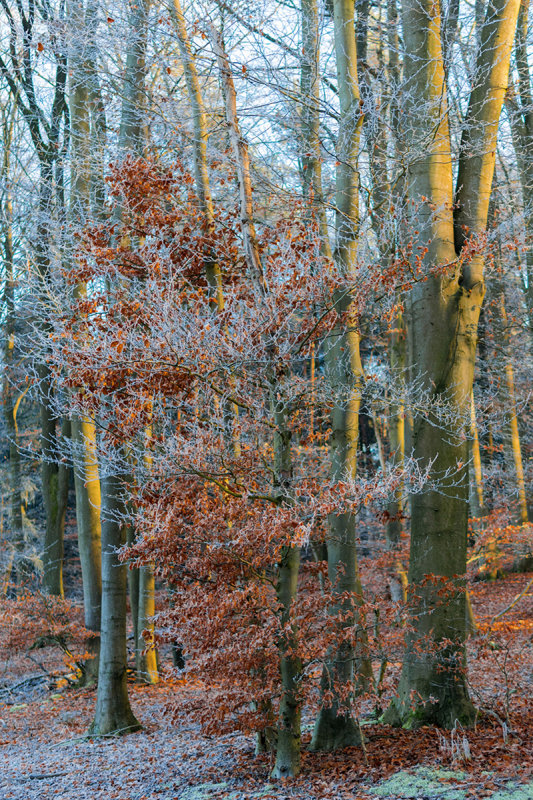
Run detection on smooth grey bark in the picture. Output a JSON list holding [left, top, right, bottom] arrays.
[[119, 0, 150, 156], [38, 156, 69, 598], [136, 563, 158, 683], [116, 0, 159, 686]]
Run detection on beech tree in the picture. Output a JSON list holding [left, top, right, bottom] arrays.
[[384, 0, 521, 728], [67, 0, 105, 682], [89, 0, 151, 735]]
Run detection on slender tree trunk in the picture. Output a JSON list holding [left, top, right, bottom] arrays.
[[499, 293, 529, 525], [72, 416, 102, 680], [136, 564, 158, 683], [507, 0, 533, 331], [119, 0, 159, 686], [209, 28, 264, 289], [210, 30, 301, 775], [469, 390, 485, 522], [89, 472, 140, 736], [43, 417, 70, 598], [1, 112, 26, 586], [386, 314, 408, 604], [69, 0, 104, 681], [300, 0, 332, 258], [270, 395, 301, 779], [311, 0, 372, 752], [170, 0, 224, 309], [90, 0, 151, 729], [38, 158, 69, 598]]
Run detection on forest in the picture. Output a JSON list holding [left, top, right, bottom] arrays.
[[0, 0, 532, 797]]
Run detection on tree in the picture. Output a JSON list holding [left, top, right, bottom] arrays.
[[89, 0, 151, 733], [0, 0, 72, 597], [68, 0, 104, 682], [311, 0, 372, 752], [385, 0, 520, 728]]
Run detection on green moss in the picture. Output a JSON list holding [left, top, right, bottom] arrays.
[[368, 767, 533, 800], [369, 768, 466, 799]]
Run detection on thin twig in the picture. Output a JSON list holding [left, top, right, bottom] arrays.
[[491, 576, 533, 623]]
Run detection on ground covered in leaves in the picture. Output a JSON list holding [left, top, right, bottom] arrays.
[[1, 573, 532, 800]]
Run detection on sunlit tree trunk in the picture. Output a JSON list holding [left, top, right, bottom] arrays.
[[385, 0, 519, 728], [68, 0, 104, 681], [469, 390, 485, 522], [135, 427, 158, 684], [311, 0, 372, 753], [170, 0, 224, 310], [89, 471, 140, 735]]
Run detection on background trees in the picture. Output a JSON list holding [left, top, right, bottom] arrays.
[[0, 0, 531, 785]]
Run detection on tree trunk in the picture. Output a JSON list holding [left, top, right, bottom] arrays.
[[72, 416, 102, 681], [170, 0, 224, 309], [385, 0, 519, 728], [499, 293, 529, 525], [271, 544, 302, 778], [507, 0, 533, 332], [37, 159, 68, 598], [469, 390, 485, 523], [270, 395, 301, 779], [42, 417, 70, 598], [136, 564, 158, 683], [1, 112, 26, 588], [311, 0, 372, 752], [210, 31, 301, 775], [300, 0, 332, 258], [386, 314, 407, 605], [89, 472, 140, 736], [69, 0, 104, 681]]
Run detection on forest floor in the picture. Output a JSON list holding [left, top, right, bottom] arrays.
[[0, 572, 532, 800]]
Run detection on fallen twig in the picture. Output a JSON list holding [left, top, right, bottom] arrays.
[[0, 674, 47, 696], [27, 773, 68, 780], [491, 576, 533, 623]]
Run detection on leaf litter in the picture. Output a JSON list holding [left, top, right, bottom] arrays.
[[0, 573, 531, 799]]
